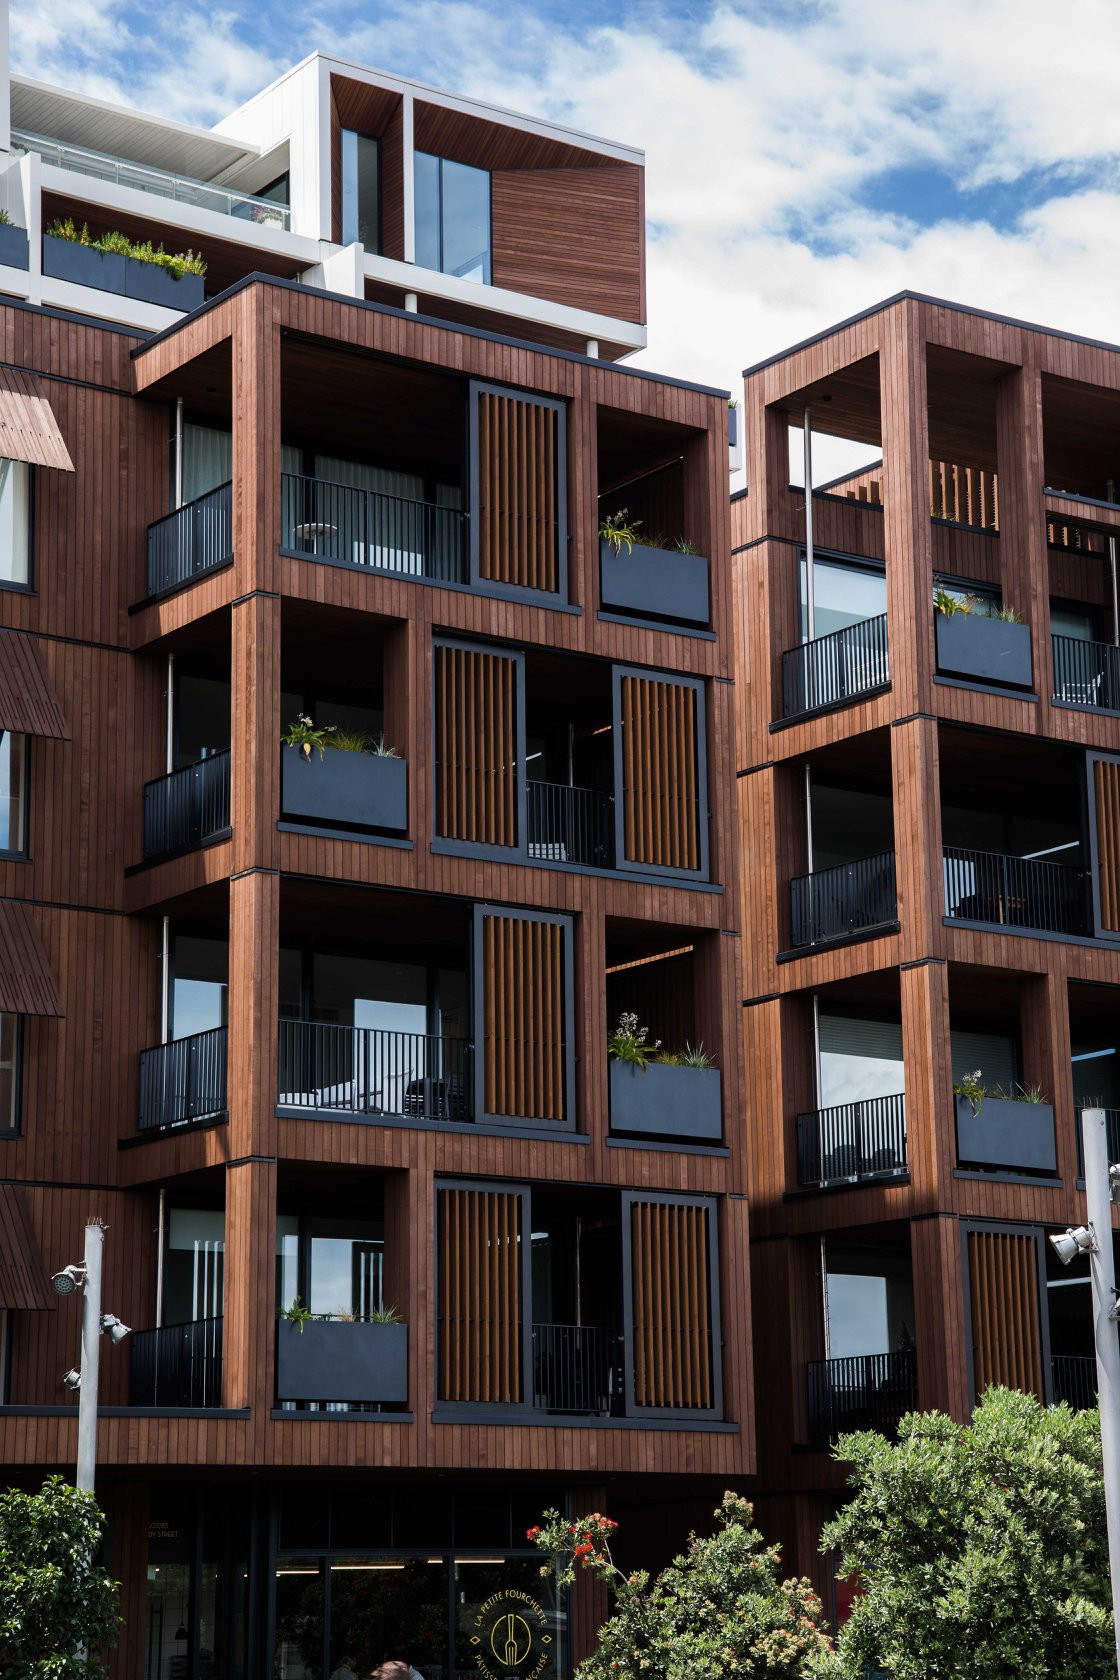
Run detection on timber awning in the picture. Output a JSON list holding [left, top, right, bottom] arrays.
[[0, 630, 69, 739], [0, 900, 64, 1017], [0, 1185, 53, 1309], [0, 366, 74, 470]]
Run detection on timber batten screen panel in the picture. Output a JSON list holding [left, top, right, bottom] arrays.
[[437, 1184, 523, 1404], [435, 642, 520, 847], [1092, 755, 1120, 933], [471, 383, 566, 597], [967, 1229, 1044, 1400], [476, 906, 572, 1124], [616, 670, 705, 874], [627, 1196, 717, 1413]]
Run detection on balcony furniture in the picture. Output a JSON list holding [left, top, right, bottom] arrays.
[[807, 1350, 917, 1443], [281, 472, 468, 582], [609, 1059, 722, 1142], [147, 480, 233, 596], [277, 1020, 472, 1122], [790, 850, 898, 948], [934, 611, 1033, 688], [289, 520, 337, 555], [796, 1094, 908, 1188], [943, 846, 1089, 937], [280, 743, 407, 833], [0, 224, 29, 270], [137, 1027, 228, 1133], [275, 1317, 408, 1405], [129, 1316, 223, 1407], [531, 1323, 624, 1415], [142, 749, 231, 858], [599, 538, 710, 627], [526, 780, 614, 868], [1052, 633, 1120, 712], [781, 612, 889, 718], [43, 233, 205, 310], [954, 1094, 1058, 1174], [1050, 1354, 1097, 1411]]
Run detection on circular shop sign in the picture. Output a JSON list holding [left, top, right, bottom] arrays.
[[470, 1589, 554, 1680]]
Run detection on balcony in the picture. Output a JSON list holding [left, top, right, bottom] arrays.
[[796, 1094, 907, 1188], [137, 1027, 228, 1133], [1051, 1354, 1097, 1411], [275, 1316, 408, 1407], [278, 1020, 471, 1122], [280, 471, 468, 582], [1052, 634, 1120, 713], [943, 846, 1089, 937], [526, 780, 614, 868], [13, 129, 291, 230], [531, 1323, 624, 1415], [781, 613, 889, 719], [129, 1316, 223, 1408], [790, 850, 898, 949], [934, 609, 1033, 690], [142, 750, 231, 858], [807, 1350, 917, 1443], [954, 1091, 1057, 1175], [147, 481, 233, 597]]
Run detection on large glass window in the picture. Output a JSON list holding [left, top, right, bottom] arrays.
[[0, 731, 27, 853], [817, 1012, 904, 1107], [415, 152, 491, 284], [170, 934, 229, 1039], [181, 422, 231, 504], [798, 555, 886, 640], [163, 1206, 225, 1323], [275, 1211, 385, 1322], [341, 130, 380, 250], [825, 1242, 915, 1360], [0, 458, 29, 586], [0, 1013, 19, 1132]]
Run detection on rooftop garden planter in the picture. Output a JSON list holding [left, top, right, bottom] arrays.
[[935, 610, 1033, 689], [954, 1093, 1057, 1174], [281, 742, 407, 832], [0, 223, 29, 270], [609, 1059, 723, 1142], [276, 1317, 408, 1404], [42, 231, 204, 311], [599, 538, 710, 627]]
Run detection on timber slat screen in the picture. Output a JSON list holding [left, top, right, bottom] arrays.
[[629, 1198, 714, 1411], [1093, 757, 1120, 932], [928, 459, 998, 529], [437, 1186, 522, 1404], [476, 389, 559, 593], [967, 1229, 1044, 1399], [481, 911, 566, 1122], [435, 643, 518, 846], [619, 674, 701, 871]]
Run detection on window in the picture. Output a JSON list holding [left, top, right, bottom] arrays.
[[341, 129, 380, 250], [817, 1012, 904, 1107], [0, 458, 29, 587], [0, 732, 27, 854], [170, 934, 229, 1038], [415, 151, 491, 283], [799, 554, 886, 640], [163, 1206, 225, 1323], [0, 1013, 19, 1132]]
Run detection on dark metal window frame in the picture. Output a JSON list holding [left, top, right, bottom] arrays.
[[417, 152, 493, 285], [0, 731, 30, 860], [340, 128, 383, 254], [610, 663, 710, 882], [959, 1219, 1054, 1408], [468, 380, 569, 605], [620, 1188, 723, 1421], [0, 459, 33, 594], [471, 904, 576, 1131], [433, 1175, 534, 1417], [0, 1011, 23, 1138], [431, 634, 527, 860]]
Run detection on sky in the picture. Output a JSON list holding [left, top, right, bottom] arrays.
[[14, 0, 1120, 467]]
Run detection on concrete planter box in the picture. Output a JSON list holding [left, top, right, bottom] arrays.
[[281, 743, 407, 832], [955, 1094, 1057, 1174], [600, 538, 710, 626], [935, 612, 1033, 689], [609, 1059, 722, 1142], [276, 1318, 408, 1404], [0, 225, 29, 270], [42, 234, 204, 310]]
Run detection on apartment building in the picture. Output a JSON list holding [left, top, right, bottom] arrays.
[[733, 291, 1120, 1604], [0, 34, 751, 1680]]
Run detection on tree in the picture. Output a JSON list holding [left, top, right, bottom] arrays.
[[0, 1476, 121, 1679], [532, 1492, 835, 1680], [821, 1386, 1115, 1680]]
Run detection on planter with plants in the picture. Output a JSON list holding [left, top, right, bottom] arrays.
[[0, 209, 29, 271], [280, 715, 407, 832], [607, 1012, 722, 1141], [42, 218, 206, 310], [727, 399, 739, 451], [952, 1069, 1057, 1173], [276, 1300, 408, 1404], [934, 588, 1033, 689], [599, 509, 710, 627]]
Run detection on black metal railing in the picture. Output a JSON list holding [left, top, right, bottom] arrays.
[[526, 780, 614, 868], [142, 749, 231, 858], [796, 1093, 908, 1187], [278, 1020, 472, 1121], [147, 481, 233, 597], [129, 1316, 223, 1408], [137, 1027, 228, 1132], [281, 472, 468, 582], [1051, 633, 1120, 712], [782, 613, 889, 718], [807, 1350, 917, 1443], [1074, 1106, 1120, 1178], [532, 1323, 624, 1415], [1051, 1354, 1098, 1412], [790, 850, 897, 948], [943, 845, 1089, 936]]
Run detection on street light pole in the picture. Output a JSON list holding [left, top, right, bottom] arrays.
[[1082, 1107, 1120, 1678], [76, 1219, 104, 1495]]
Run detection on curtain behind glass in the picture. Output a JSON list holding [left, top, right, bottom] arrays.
[[315, 454, 425, 573], [182, 423, 232, 504]]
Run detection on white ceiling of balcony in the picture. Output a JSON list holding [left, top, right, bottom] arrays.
[[11, 77, 259, 179]]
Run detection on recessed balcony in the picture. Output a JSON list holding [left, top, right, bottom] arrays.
[[129, 1316, 223, 1408], [807, 1350, 916, 1443], [790, 850, 898, 949], [137, 1026, 228, 1133], [146, 481, 233, 598], [781, 612, 889, 719], [142, 750, 231, 859], [796, 1093, 907, 1187]]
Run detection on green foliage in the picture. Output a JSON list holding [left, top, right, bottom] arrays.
[[0, 1476, 121, 1678], [953, 1069, 1047, 1113], [0, 208, 12, 227], [533, 1493, 834, 1680], [658, 1041, 716, 1069], [994, 603, 1024, 623], [45, 218, 205, 277], [367, 1303, 402, 1324], [46, 217, 92, 246], [675, 537, 701, 555], [607, 1011, 660, 1069], [282, 713, 335, 760], [933, 586, 973, 617], [600, 508, 642, 553], [822, 1387, 1115, 1680], [282, 1296, 314, 1332]]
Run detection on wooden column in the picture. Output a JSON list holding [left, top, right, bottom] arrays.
[[1023, 970, 1073, 1185], [880, 305, 934, 713], [570, 1485, 609, 1667], [223, 1156, 277, 1420], [230, 591, 280, 875], [891, 714, 944, 962], [226, 867, 280, 1161], [899, 957, 954, 1204], [231, 287, 282, 598], [995, 353, 1049, 703], [910, 1213, 970, 1419]]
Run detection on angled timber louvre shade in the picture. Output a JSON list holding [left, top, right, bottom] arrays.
[[619, 674, 701, 871], [437, 1186, 523, 1404], [1093, 758, 1120, 932], [476, 389, 560, 593], [929, 459, 998, 530], [481, 911, 566, 1121], [967, 1230, 1043, 1399], [630, 1199, 714, 1410], [435, 643, 518, 846]]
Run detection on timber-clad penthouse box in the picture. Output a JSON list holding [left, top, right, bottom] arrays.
[[0, 33, 749, 1680]]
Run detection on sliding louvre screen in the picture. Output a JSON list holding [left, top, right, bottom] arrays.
[[614, 666, 707, 876], [437, 1183, 526, 1405], [474, 905, 573, 1127], [435, 640, 523, 848], [471, 382, 567, 598], [1089, 753, 1120, 935], [623, 1193, 720, 1417], [966, 1228, 1045, 1401]]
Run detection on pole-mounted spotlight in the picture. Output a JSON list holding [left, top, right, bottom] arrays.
[[1110, 1162, 1120, 1207], [51, 1264, 87, 1296], [61, 1368, 81, 1391], [1109, 1290, 1120, 1328], [1050, 1224, 1098, 1266], [100, 1314, 132, 1345]]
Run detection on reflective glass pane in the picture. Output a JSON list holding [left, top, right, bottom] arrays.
[[308, 1216, 383, 1319], [817, 1013, 904, 1106], [175, 673, 231, 765], [0, 1012, 16, 1131], [171, 935, 229, 1038], [181, 424, 231, 503], [440, 159, 490, 283], [799, 558, 886, 639], [342, 130, 380, 251], [0, 731, 26, 853], [329, 1555, 450, 1680], [274, 1559, 326, 1680], [414, 152, 441, 272], [827, 1273, 890, 1358], [452, 1558, 563, 1680], [0, 458, 29, 584], [164, 1207, 225, 1322]]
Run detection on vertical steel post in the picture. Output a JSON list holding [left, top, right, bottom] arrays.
[[76, 1221, 104, 1494], [1082, 1108, 1120, 1677]]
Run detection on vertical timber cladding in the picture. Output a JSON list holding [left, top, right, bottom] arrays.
[[1090, 753, 1120, 933], [966, 1228, 1045, 1400], [474, 905, 574, 1125], [471, 381, 567, 596], [435, 641, 522, 846], [615, 666, 707, 874], [437, 1184, 525, 1404], [625, 1193, 720, 1415]]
